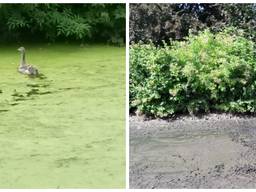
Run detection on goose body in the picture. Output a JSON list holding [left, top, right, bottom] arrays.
[[18, 47, 39, 76]]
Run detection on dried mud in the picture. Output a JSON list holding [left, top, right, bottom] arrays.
[[130, 114, 256, 188]]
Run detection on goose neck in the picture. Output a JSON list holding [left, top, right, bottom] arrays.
[[20, 52, 26, 66]]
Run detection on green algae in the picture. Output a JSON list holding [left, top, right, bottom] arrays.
[[0, 44, 125, 188]]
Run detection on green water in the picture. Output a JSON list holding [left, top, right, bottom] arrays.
[[0, 44, 125, 188]]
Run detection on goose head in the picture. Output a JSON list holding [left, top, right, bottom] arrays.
[[17, 47, 25, 53]]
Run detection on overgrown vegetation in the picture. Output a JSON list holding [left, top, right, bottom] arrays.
[[130, 28, 256, 117], [0, 4, 125, 44]]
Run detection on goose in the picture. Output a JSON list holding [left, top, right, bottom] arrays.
[[17, 47, 39, 76]]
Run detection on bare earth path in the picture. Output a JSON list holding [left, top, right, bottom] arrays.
[[130, 114, 256, 188]]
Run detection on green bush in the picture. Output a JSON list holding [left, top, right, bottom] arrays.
[[130, 28, 256, 117]]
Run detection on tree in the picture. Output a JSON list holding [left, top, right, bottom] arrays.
[[0, 4, 125, 43], [130, 3, 256, 44]]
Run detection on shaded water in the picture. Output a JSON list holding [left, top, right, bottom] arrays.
[[0, 44, 125, 188]]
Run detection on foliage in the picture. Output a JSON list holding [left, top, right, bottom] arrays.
[[0, 4, 125, 44], [220, 4, 256, 42], [130, 3, 256, 44], [130, 28, 256, 117]]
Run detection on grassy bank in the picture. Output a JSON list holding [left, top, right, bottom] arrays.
[[0, 44, 125, 188]]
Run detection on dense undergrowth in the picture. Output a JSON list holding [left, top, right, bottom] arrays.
[[130, 28, 256, 117]]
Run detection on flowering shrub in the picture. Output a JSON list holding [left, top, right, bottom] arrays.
[[130, 28, 256, 117]]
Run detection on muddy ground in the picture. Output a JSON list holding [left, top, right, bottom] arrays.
[[130, 114, 256, 188]]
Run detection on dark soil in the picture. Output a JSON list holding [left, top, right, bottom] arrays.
[[130, 114, 256, 188]]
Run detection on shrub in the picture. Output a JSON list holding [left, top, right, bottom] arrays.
[[130, 28, 256, 117]]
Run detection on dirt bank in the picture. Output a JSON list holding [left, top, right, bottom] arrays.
[[130, 114, 256, 188]]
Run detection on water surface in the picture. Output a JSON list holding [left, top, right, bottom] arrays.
[[0, 44, 125, 188]]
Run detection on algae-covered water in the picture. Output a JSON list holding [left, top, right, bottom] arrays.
[[0, 44, 125, 188]]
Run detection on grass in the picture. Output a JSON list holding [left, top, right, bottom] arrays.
[[0, 43, 125, 188]]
